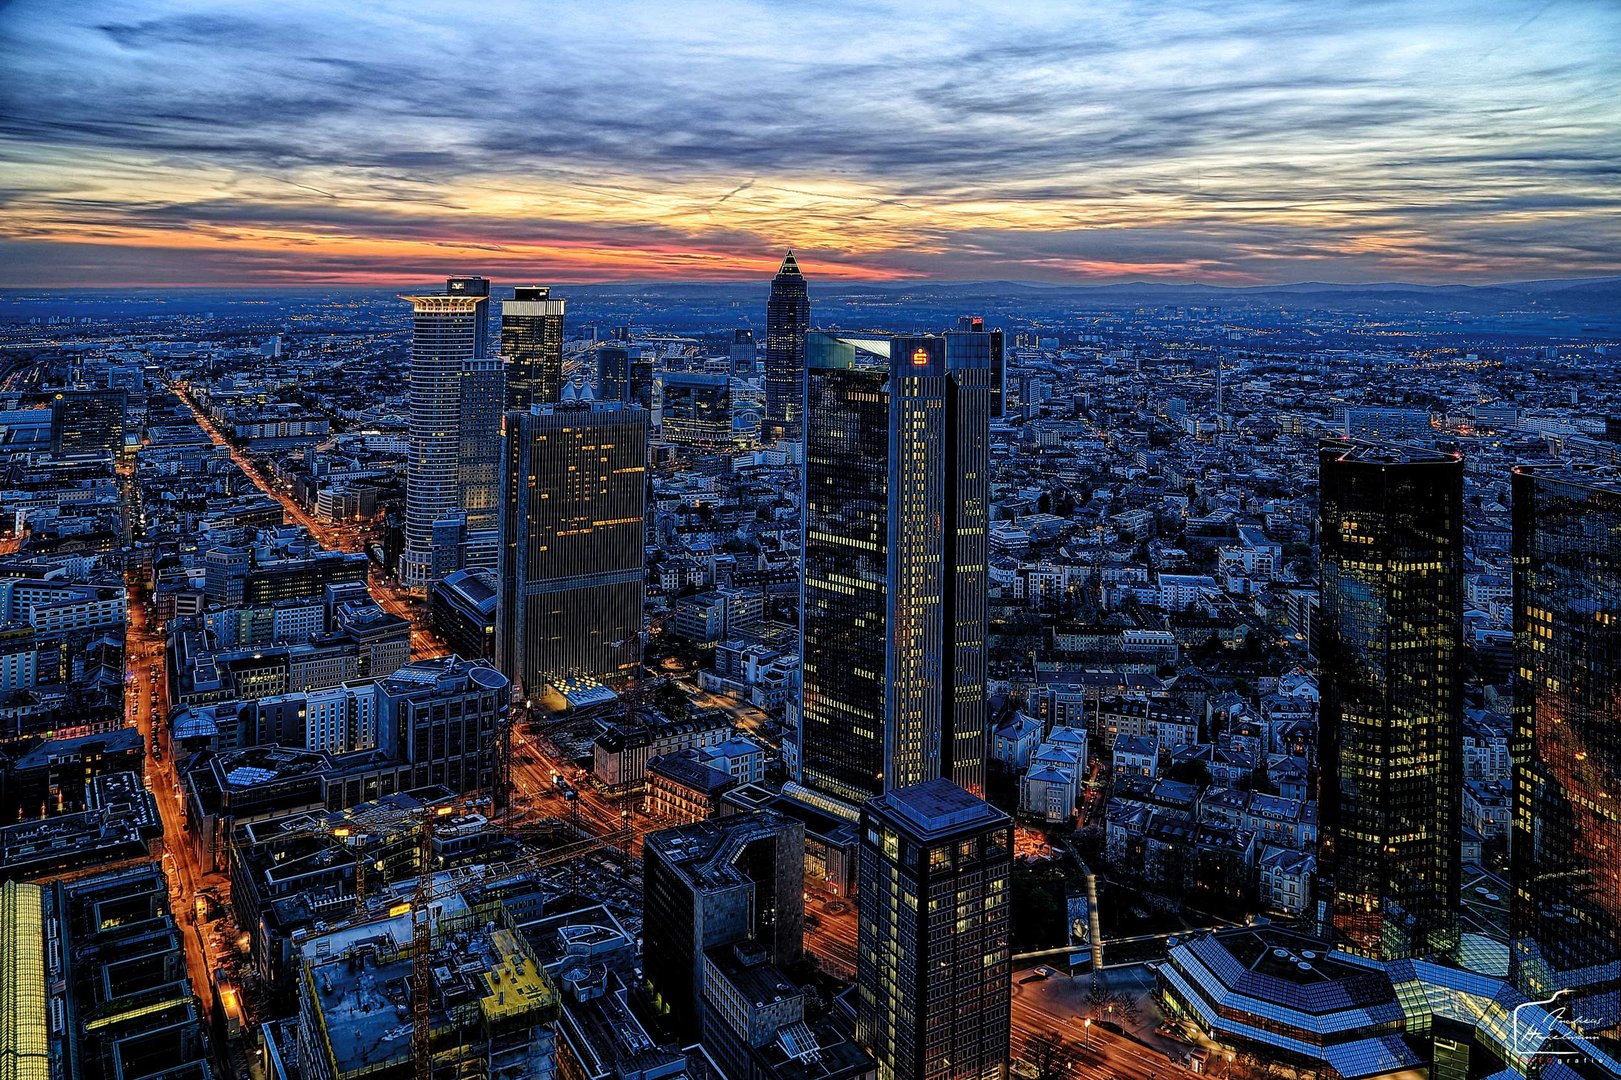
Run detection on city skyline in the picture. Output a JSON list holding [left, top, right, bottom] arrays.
[[2, 1, 1619, 288]]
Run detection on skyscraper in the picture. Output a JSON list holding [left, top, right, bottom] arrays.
[[1316, 440, 1463, 961], [952, 317, 1005, 420], [400, 276, 502, 591], [764, 251, 809, 440], [496, 391, 647, 699], [798, 332, 991, 808], [50, 387, 126, 456], [596, 344, 655, 410], [501, 285, 566, 409], [658, 372, 733, 448], [729, 327, 756, 375], [856, 778, 1011, 1080], [1510, 465, 1621, 1028]]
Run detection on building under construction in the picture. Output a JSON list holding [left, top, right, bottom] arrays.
[[296, 894, 558, 1080]]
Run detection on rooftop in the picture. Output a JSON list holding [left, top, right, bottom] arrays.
[[871, 778, 1010, 841]]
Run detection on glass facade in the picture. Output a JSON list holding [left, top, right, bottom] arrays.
[[400, 277, 495, 590], [658, 372, 733, 447], [1510, 466, 1621, 1031], [500, 285, 566, 409], [1317, 441, 1463, 961], [596, 345, 655, 410], [799, 333, 991, 807], [764, 251, 809, 439], [857, 780, 1011, 1080], [496, 401, 647, 695]]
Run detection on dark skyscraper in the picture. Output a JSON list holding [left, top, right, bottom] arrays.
[[764, 251, 809, 440], [953, 317, 1005, 419], [857, 778, 1011, 1080], [596, 344, 655, 410], [496, 393, 647, 698], [500, 285, 566, 409], [658, 371, 733, 448], [798, 332, 991, 808], [1510, 465, 1621, 1029], [1316, 441, 1463, 961], [50, 387, 126, 456], [729, 327, 755, 375]]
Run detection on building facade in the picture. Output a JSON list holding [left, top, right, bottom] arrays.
[[856, 779, 1010, 1080], [764, 252, 809, 440], [502, 284, 566, 409], [1316, 441, 1463, 961], [400, 275, 503, 590], [497, 396, 647, 697], [660, 372, 734, 448], [1510, 465, 1621, 1029], [798, 332, 991, 808]]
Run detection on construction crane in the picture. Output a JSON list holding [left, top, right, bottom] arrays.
[[302, 806, 631, 1080]]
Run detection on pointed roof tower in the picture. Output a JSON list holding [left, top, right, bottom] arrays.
[[775, 251, 803, 279]]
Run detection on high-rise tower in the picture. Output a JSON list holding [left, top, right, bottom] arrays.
[[1316, 440, 1463, 961], [1510, 465, 1621, 1030], [764, 251, 809, 440], [798, 332, 991, 808], [856, 778, 1011, 1080], [496, 391, 647, 698], [501, 285, 566, 409], [400, 276, 502, 591]]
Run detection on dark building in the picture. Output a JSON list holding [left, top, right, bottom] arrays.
[[951, 317, 1005, 419], [1316, 441, 1463, 961], [497, 395, 647, 697], [660, 372, 733, 448], [730, 328, 756, 375], [50, 387, 126, 456], [1510, 465, 1621, 1030], [764, 252, 809, 440], [430, 567, 498, 660], [596, 344, 655, 410], [856, 779, 1010, 1080], [642, 811, 806, 1041], [798, 332, 992, 808], [502, 284, 567, 409]]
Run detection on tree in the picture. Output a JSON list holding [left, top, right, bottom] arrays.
[[1021, 1031, 1068, 1080]]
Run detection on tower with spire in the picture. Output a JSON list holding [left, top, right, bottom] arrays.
[[764, 251, 810, 441]]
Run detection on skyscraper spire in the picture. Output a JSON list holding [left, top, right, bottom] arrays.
[[765, 251, 810, 440]]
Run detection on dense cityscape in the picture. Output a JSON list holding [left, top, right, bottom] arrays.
[[0, 261, 1616, 1080]]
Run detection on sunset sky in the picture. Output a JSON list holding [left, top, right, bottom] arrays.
[[1, 0, 1618, 287]]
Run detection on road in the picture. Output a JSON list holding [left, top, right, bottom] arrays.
[[1011, 965, 1195, 1080], [124, 577, 227, 1025], [804, 883, 858, 978]]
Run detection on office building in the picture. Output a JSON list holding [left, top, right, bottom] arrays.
[[50, 387, 126, 456], [596, 344, 655, 410], [642, 811, 806, 1040], [798, 332, 991, 808], [764, 252, 809, 439], [856, 779, 1011, 1080], [373, 654, 508, 793], [951, 317, 1005, 419], [503, 284, 567, 409], [400, 275, 504, 590], [730, 328, 756, 375], [497, 393, 646, 698], [660, 372, 734, 447], [1316, 441, 1463, 961], [1510, 465, 1621, 1029]]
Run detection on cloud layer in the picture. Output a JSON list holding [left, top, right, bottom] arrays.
[[1, 0, 1618, 286]]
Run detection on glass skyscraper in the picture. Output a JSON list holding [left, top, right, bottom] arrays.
[[764, 251, 809, 440], [501, 285, 566, 409], [1510, 465, 1621, 1030], [400, 276, 502, 591], [1316, 440, 1463, 961], [856, 778, 1011, 1080], [798, 332, 991, 808], [658, 371, 733, 448], [496, 394, 647, 699]]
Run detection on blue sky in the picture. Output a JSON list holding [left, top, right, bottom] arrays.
[[0, 0, 1617, 285]]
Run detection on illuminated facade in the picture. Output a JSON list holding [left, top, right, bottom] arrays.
[[658, 371, 732, 447], [764, 251, 809, 440], [496, 395, 646, 697], [400, 275, 503, 590], [50, 387, 126, 456], [1510, 465, 1621, 1030], [856, 778, 1011, 1080], [501, 284, 566, 409], [798, 332, 991, 808], [1316, 440, 1462, 961], [950, 317, 1005, 419]]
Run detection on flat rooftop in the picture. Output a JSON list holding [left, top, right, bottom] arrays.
[[872, 778, 1010, 841]]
